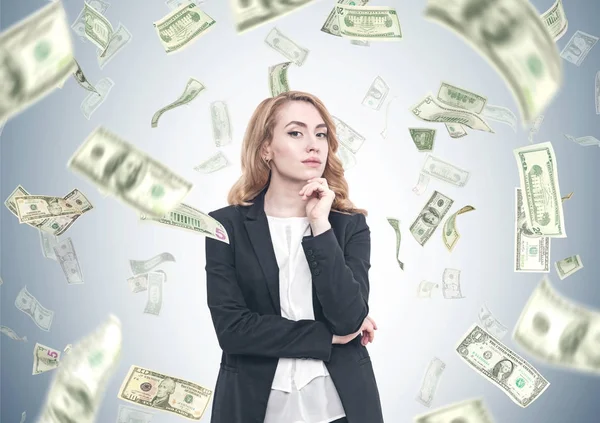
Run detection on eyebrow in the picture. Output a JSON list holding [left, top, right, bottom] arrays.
[[284, 121, 327, 129]]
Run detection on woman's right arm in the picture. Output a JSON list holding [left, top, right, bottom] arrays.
[[205, 213, 334, 361]]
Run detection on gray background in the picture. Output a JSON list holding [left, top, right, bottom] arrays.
[[1, 0, 600, 421]]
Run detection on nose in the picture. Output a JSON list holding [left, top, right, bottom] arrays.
[[306, 134, 320, 152]]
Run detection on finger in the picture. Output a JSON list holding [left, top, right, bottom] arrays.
[[368, 317, 378, 330]]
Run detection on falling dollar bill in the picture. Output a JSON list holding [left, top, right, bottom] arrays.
[[20, 412, 26, 423], [414, 398, 496, 423], [514, 187, 550, 272], [444, 123, 467, 138], [231, 0, 317, 34], [151, 78, 206, 127], [0, 0, 76, 122], [130, 252, 176, 275], [81, 77, 114, 120], [443, 205, 475, 252], [362, 76, 389, 110], [528, 114, 544, 143], [336, 143, 357, 171], [71, 0, 111, 42], [386, 218, 404, 271], [128, 271, 166, 293], [332, 115, 365, 153], [194, 151, 229, 173], [481, 104, 517, 132], [420, 154, 470, 187], [268, 61, 292, 97], [117, 404, 154, 423], [265, 27, 309, 66], [144, 274, 164, 315], [411, 94, 494, 133], [37, 315, 122, 423], [560, 30, 598, 66], [410, 191, 454, 246], [14, 195, 81, 224], [334, 4, 402, 41], [412, 173, 430, 195], [15, 286, 54, 331], [97, 23, 132, 69], [33, 343, 61, 375], [83, 1, 113, 55], [118, 365, 212, 419], [478, 303, 509, 339], [417, 281, 438, 298], [513, 142, 566, 237], [153, 2, 216, 54], [442, 268, 465, 299], [140, 203, 230, 244], [351, 39, 369, 46], [72, 59, 98, 95], [541, 0, 568, 41], [437, 81, 487, 113], [1, 325, 28, 342], [457, 324, 550, 407], [424, 0, 563, 126], [416, 357, 445, 407], [53, 238, 84, 284], [210, 101, 232, 147], [321, 0, 369, 37], [513, 276, 600, 374], [564, 134, 600, 147], [68, 126, 193, 218], [554, 255, 583, 280], [409, 129, 436, 152]]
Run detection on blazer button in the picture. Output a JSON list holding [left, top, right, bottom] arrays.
[[307, 249, 313, 255], [314, 269, 321, 276], [310, 261, 317, 268]]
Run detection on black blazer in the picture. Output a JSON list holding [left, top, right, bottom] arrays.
[[205, 186, 384, 423]]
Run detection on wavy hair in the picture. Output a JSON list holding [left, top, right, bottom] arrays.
[[227, 91, 367, 216]]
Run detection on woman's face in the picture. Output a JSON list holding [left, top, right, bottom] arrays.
[[266, 101, 329, 182]]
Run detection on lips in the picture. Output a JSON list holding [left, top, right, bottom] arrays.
[[302, 159, 321, 164]]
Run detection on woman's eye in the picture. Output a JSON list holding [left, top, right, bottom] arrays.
[[288, 131, 301, 137], [318, 133, 328, 138]]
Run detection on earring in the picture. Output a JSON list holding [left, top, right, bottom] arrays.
[[263, 156, 271, 169]]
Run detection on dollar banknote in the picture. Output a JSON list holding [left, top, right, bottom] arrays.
[[53, 238, 84, 284], [564, 134, 600, 147], [152, 78, 206, 127], [416, 357, 445, 407], [513, 142, 566, 237], [265, 27, 309, 66], [412, 173, 430, 195], [442, 268, 465, 299], [334, 4, 402, 41], [410, 191, 454, 246], [424, 0, 563, 126], [414, 398, 495, 423], [417, 281, 438, 298], [444, 123, 467, 138], [336, 143, 357, 171], [72, 59, 99, 95], [436, 81, 487, 136], [555, 255, 583, 280], [362, 76, 389, 110], [118, 365, 212, 419], [380, 96, 398, 138], [457, 324, 550, 407], [321, 0, 369, 37], [0, 0, 76, 122], [83, 1, 114, 55], [351, 40, 369, 46], [443, 205, 475, 252], [194, 151, 229, 173], [15, 286, 54, 331], [81, 77, 114, 120], [130, 252, 176, 275], [1, 325, 28, 342], [13, 195, 81, 224], [33, 342, 61, 375], [541, 0, 568, 41], [37, 315, 122, 423], [166, 0, 204, 10], [596, 71, 600, 115], [128, 271, 166, 293], [411, 94, 494, 133], [97, 23, 132, 69], [231, 0, 316, 34], [514, 188, 550, 272], [478, 303, 509, 339], [117, 404, 154, 423], [560, 30, 598, 66], [140, 203, 230, 244], [71, 0, 111, 42], [420, 154, 470, 187], [332, 115, 365, 153], [144, 274, 164, 315], [386, 218, 404, 271], [409, 129, 436, 152], [527, 114, 544, 143], [269, 61, 292, 97], [481, 104, 517, 132], [153, 3, 215, 54], [513, 276, 600, 375], [68, 127, 193, 217], [210, 101, 232, 147]]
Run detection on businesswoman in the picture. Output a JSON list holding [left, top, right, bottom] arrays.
[[205, 91, 384, 423]]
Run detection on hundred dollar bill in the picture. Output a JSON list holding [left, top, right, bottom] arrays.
[[72, 59, 98, 95], [83, 1, 113, 55], [117, 404, 154, 423], [332, 115, 365, 153], [437, 81, 487, 113], [424, 0, 563, 126], [118, 365, 212, 419], [265, 27, 309, 66], [194, 151, 229, 173], [513, 276, 600, 374], [410, 191, 454, 246], [140, 203, 230, 244], [541, 0, 568, 41], [14, 195, 81, 224], [527, 114, 544, 143], [128, 271, 166, 293], [560, 30, 598, 66], [37, 315, 122, 423], [210, 101, 232, 147], [420, 154, 470, 187], [81, 77, 114, 120], [334, 4, 402, 41], [268, 61, 292, 97], [411, 94, 494, 133], [152, 78, 206, 127], [15, 286, 54, 331], [39, 227, 59, 260], [0, 0, 76, 122], [555, 255, 583, 280], [68, 127, 193, 217], [417, 281, 438, 298], [71, 0, 111, 42], [409, 129, 436, 152], [514, 188, 550, 272], [321, 0, 369, 37], [153, 3, 215, 54], [231, 0, 317, 34], [479, 303, 509, 339], [444, 123, 467, 138], [416, 357, 445, 407], [1, 325, 28, 342], [513, 142, 566, 237], [33, 342, 61, 375], [97, 23, 132, 69], [362, 76, 389, 110], [386, 218, 404, 271], [457, 324, 550, 407], [442, 268, 465, 299], [481, 104, 517, 132], [443, 205, 475, 252], [564, 133, 600, 147], [130, 252, 175, 275], [53, 238, 84, 284], [596, 71, 600, 115], [415, 398, 495, 423], [144, 274, 164, 315], [336, 143, 357, 171]]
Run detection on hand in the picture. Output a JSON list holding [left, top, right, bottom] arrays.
[[299, 178, 335, 223], [332, 315, 378, 345]]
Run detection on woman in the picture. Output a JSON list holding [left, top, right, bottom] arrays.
[[205, 91, 384, 423]]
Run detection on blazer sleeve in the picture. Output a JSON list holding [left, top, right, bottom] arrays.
[[301, 213, 370, 336], [205, 212, 334, 361]]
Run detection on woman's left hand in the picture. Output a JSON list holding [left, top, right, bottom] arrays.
[[299, 178, 335, 223]]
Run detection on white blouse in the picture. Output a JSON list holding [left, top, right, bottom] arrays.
[[264, 215, 346, 423]]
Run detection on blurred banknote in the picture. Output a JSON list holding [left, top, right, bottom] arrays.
[[269, 61, 292, 97], [15, 286, 54, 331], [336, 143, 356, 170], [478, 303, 509, 339], [442, 268, 465, 299], [210, 101, 232, 147], [564, 134, 600, 147], [420, 154, 470, 187], [528, 114, 544, 143], [414, 398, 495, 423], [334, 4, 402, 41], [410, 191, 453, 246], [71, 0, 111, 42], [231, 0, 317, 34], [362, 76, 389, 110], [153, 3, 215, 54], [481, 104, 517, 132], [265, 27, 308, 66], [117, 404, 154, 423], [33, 342, 61, 375], [417, 281, 438, 298], [386, 217, 404, 271], [194, 151, 229, 174], [541, 0, 568, 41], [514, 188, 550, 272], [53, 237, 84, 284], [128, 271, 166, 293], [1, 325, 28, 342], [81, 77, 114, 120], [83, 1, 114, 55], [321, 0, 369, 37], [560, 30, 598, 66], [130, 252, 176, 275], [97, 24, 132, 69], [416, 357, 445, 407], [411, 94, 493, 133], [152, 78, 206, 127], [144, 274, 164, 315], [332, 115, 365, 153], [554, 255, 583, 280], [166, 0, 204, 10]]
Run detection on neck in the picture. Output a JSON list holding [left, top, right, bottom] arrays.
[[263, 174, 309, 218]]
